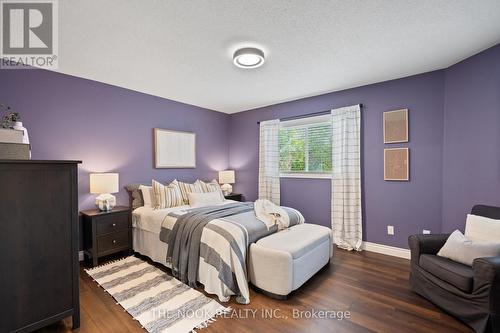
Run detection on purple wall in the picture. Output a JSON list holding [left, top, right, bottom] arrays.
[[442, 44, 500, 232], [229, 72, 446, 248], [1, 43, 498, 250], [0, 69, 230, 210]]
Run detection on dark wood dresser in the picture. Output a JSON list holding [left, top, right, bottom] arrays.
[[0, 160, 81, 332], [81, 206, 132, 267]]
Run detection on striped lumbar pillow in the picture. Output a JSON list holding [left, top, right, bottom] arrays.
[[178, 180, 203, 204], [196, 179, 224, 200], [152, 179, 183, 209]]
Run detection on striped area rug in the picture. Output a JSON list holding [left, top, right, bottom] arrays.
[[85, 256, 229, 333]]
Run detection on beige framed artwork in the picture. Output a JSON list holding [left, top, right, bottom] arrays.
[[383, 109, 408, 143], [154, 128, 196, 168], [384, 148, 409, 181]]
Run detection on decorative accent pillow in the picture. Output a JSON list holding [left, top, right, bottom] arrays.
[[196, 179, 224, 200], [188, 191, 224, 207], [152, 180, 183, 209], [437, 230, 500, 266], [125, 183, 146, 209], [465, 214, 500, 242], [139, 185, 154, 207], [177, 180, 203, 204]]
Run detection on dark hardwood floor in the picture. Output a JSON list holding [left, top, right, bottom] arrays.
[[37, 249, 472, 333]]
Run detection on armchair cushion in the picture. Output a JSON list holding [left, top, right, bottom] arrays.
[[408, 234, 449, 265], [437, 230, 500, 266], [419, 254, 474, 293], [465, 214, 500, 242]]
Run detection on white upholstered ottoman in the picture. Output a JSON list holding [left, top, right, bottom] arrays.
[[248, 223, 333, 299]]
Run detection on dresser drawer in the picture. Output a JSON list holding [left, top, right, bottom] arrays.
[[97, 230, 130, 254], [96, 213, 129, 235]]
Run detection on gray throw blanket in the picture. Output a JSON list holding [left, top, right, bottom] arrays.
[[166, 202, 254, 287]]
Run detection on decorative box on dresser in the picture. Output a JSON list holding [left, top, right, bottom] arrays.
[[0, 160, 81, 332], [81, 206, 132, 267]]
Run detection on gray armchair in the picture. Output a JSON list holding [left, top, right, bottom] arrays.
[[408, 205, 500, 333]]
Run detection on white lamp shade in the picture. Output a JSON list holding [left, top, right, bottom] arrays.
[[90, 173, 119, 194], [219, 170, 235, 184]]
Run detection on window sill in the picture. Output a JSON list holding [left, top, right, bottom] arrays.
[[280, 173, 331, 179]]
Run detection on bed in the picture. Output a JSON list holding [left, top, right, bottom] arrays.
[[132, 201, 236, 303], [132, 200, 304, 304]]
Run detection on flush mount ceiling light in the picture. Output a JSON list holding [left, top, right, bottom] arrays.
[[233, 47, 265, 68]]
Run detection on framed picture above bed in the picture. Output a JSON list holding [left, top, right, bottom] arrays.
[[154, 128, 196, 168]]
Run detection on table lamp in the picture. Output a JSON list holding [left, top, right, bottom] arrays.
[[90, 173, 119, 211], [219, 170, 235, 196]]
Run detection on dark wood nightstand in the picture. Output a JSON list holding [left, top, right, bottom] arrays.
[[224, 193, 243, 202], [81, 206, 132, 267]]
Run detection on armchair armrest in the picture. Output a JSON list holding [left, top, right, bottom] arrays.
[[408, 234, 449, 266], [473, 257, 500, 311]]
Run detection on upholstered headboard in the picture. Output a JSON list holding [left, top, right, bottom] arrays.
[[471, 205, 500, 220], [125, 179, 220, 210]]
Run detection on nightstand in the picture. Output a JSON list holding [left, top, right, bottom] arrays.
[[81, 206, 132, 267], [224, 193, 243, 202]]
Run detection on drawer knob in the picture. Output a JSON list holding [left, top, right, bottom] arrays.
[[112, 223, 116, 227], [112, 240, 117, 244]]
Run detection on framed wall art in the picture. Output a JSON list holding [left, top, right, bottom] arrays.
[[154, 128, 196, 168], [383, 109, 408, 143], [384, 148, 409, 181]]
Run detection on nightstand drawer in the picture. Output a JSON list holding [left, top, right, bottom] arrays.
[[96, 213, 129, 235], [97, 230, 130, 254]]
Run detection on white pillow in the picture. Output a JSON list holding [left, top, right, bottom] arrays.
[[139, 185, 154, 207], [178, 180, 203, 204], [152, 179, 184, 209], [188, 191, 224, 207], [465, 214, 500, 242], [195, 179, 224, 200], [437, 230, 500, 266]]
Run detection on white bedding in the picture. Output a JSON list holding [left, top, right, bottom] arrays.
[[133, 200, 236, 233], [132, 205, 190, 233], [132, 200, 239, 302]]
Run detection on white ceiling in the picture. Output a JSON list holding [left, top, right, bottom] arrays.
[[56, 1, 500, 114]]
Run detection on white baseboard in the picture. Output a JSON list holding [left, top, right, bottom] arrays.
[[362, 241, 410, 260], [79, 251, 84, 262]]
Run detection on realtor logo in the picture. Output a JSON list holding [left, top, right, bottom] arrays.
[[1, 0, 58, 69]]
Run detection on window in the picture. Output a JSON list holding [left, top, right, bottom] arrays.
[[279, 115, 332, 178]]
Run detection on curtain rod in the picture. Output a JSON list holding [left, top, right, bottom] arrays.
[[257, 103, 363, 124]]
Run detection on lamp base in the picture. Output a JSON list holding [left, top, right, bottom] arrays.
[[95, 193, 116, 212], [221, 183, 232, 196]]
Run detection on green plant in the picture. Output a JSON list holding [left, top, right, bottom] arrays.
[[0, 104, 21, 128], [279, 123, 332, 173]]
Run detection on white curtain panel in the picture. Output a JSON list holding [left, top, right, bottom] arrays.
[[331, 105, 362, 251], [258, 119, 280, 205]]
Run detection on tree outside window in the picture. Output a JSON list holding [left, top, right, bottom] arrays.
[[279, 120, 332, 175]]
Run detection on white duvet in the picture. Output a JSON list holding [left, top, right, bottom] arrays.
[[132, 200, 236, 233], [132, 200, 242, 302], [132, 205, 189, 233]]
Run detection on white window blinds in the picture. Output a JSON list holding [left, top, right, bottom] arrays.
[[279, 115, 332, 174]]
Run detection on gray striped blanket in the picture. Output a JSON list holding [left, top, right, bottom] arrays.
[[159, 202, 304, 304]]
